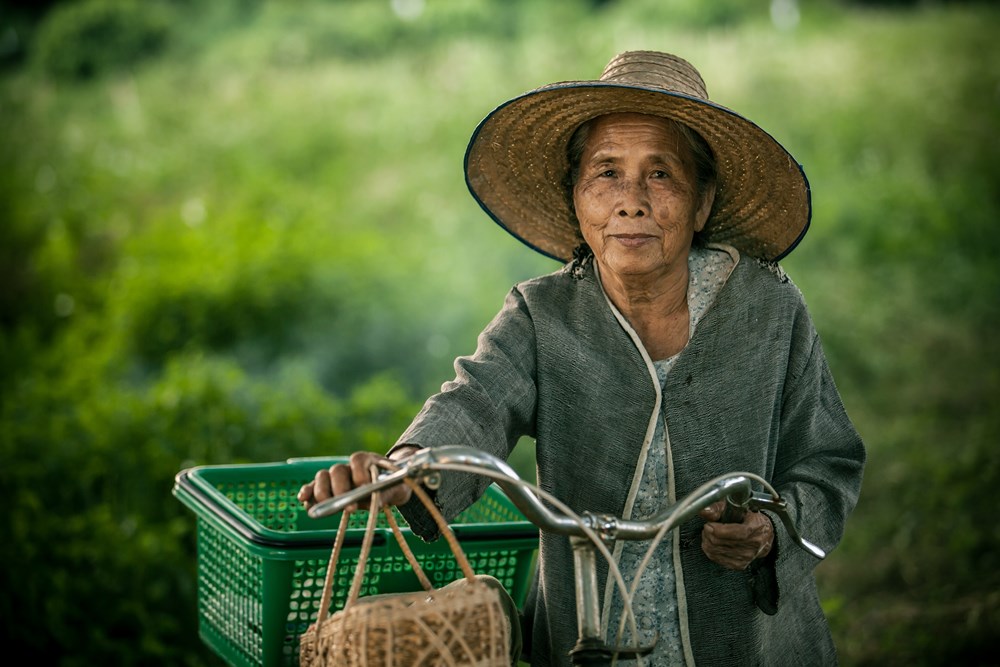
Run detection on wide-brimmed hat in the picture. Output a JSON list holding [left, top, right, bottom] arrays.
[[464, 50, 811, 263]]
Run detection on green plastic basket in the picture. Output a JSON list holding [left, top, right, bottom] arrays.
[[173, 458, 539, 667]]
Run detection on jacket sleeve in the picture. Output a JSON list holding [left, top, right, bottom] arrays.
[[389, 285, 539, 540], [758, 324, 866, 611]]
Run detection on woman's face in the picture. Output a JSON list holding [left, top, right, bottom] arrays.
[[572, 113, 714, 284]]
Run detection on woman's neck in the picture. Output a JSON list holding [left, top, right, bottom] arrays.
[[598, 260, 692, 360]]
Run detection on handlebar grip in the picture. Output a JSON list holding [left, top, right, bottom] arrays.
[[718, 498, 748, 524], [307, 467, 411, 519], [717, 484, 752, 524]]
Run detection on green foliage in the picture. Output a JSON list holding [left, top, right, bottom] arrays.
[[119, 220, 318, 368], [2, 0, 999, 664], [0, 336, 419, 663], [32, 0, 172, 80], [613, 0, 772, 28]]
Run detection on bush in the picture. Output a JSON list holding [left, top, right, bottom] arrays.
[[0, 342, 420, 662], [32, 0, 172, 79]]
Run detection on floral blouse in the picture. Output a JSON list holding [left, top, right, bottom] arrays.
[[604, 245, 734, 665]]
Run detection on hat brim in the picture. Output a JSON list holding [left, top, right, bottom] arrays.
[[465, 82, 811, 263]]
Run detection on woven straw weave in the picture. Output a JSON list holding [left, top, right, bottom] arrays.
[[299, 475, 510, 667], [299, 582, 509, 667]]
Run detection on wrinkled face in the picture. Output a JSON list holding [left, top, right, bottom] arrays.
[[572, 113, 715, 283]]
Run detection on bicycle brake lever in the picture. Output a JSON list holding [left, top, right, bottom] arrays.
[[747, 492, 826, 560]]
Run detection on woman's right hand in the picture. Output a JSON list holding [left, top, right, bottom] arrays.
[[297, 447, 421, 512]]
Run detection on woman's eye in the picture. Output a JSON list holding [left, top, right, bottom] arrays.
[[600, 169, 616, 178], [651, 170, 669, 179]]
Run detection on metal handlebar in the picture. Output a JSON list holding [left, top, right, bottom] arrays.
[[307, 445, 825, 559]]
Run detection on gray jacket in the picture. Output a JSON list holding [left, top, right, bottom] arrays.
[[393, 251, 865, 666]]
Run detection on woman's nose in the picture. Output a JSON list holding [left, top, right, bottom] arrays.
[[617, 179, 649, 218]]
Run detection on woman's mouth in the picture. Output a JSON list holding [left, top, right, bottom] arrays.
[[610, 233, 655, 247]]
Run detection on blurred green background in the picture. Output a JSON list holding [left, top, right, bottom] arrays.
[[1, 0, 998, 664]]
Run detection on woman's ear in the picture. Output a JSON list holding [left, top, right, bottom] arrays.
[[694, 182, 716, 232]]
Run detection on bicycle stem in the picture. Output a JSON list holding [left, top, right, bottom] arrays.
[[572, 534, 602, 642]]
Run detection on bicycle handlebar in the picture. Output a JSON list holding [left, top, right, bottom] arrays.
[[307, 445, 825, 559]]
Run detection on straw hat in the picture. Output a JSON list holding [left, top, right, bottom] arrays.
[[464, 51, 811, 263]]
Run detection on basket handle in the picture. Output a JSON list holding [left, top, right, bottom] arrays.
[[314, 464, 478, 625], [382, 505, 434, 592], [313, 467, 385, 627]]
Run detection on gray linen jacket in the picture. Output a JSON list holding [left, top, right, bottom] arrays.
[[392, 249, 865, 666]]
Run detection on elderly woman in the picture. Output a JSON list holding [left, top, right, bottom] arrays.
[[299, 51, 865, 666]]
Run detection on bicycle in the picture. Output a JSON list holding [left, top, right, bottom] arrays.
[[307, 445, 826, 667]]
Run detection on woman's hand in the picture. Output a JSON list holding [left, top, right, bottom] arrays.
[[296, 447, 422, 512], [698, 501, 774, 571]]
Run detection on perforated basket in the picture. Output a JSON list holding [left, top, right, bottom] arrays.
[[173, 458, 538, 667]]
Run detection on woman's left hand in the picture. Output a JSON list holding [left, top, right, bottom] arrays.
[[698, 501, 774, 571]]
